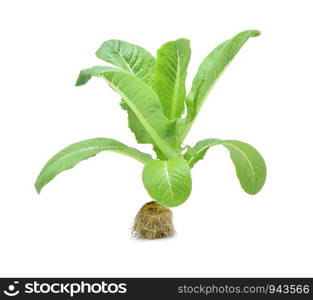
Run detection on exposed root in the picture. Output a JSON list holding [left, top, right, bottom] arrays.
[[132, 201, 175, 239]]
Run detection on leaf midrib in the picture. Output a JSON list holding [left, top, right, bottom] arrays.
[[104, 78, 177, 159], [164, 161, 174, 200], [170, 47, 182, 120], [118, 50, 135, 74]]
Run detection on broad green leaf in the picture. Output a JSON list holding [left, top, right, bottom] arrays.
[[153, 39, 191, 120], [185, 139, 266, 194], [179, 30, 260, 143], [142, 158, 192, 207], [95, 40, 156, 144], [35, 138, 152, 193], [76, 66, 178, 158], [190, 30, 260, 114], [96, 39, 155, 84], [187, 40, 228, 117]]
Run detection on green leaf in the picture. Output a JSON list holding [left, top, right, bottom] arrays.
[[96, 39, 155, 84], [95, 40, 156, 144], [188, 40, 228, 116], [179, 30, 260, 143], [142, 158, 192, 207], [153, 39, 191, 120], [123, 106, 155, 144], [190, 30, 260, 114], [76, 66, 178, 158], [35, 138, 153, 193], [185, 139, 266, 194], [120, 98, 154, 144]]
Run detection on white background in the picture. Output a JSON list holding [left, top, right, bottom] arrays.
[[1, 0, 312, 277]]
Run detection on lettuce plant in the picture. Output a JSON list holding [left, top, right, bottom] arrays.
[[35, 30, 266, 239]]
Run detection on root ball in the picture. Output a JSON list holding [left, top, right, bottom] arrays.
[[132, 201, 175, 239]]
